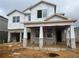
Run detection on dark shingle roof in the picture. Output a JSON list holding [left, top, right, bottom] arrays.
[[7, 10, 25, 16], [23, 1, 56, 12], [0, 15, 8, 21]]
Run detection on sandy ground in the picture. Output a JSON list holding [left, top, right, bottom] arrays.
[[0, 42, 79, 58]]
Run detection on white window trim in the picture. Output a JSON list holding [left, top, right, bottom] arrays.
[[12, 16, 20, 23], [37, 9, 47, 19]]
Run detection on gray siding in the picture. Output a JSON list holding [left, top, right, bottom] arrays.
[[75, 29, 79, 42], [0, 16, 8, 43], [0, 31, 8, 43], [0, 17, 8, 31]]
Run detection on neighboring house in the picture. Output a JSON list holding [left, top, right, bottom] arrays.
[[0, 16, 8, 43], [7, 1, 76, 49], [75, 27, 79, 43]]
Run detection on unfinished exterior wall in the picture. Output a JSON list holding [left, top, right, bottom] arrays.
[[62, 30, 66, 42], [30, 27, 56, 45], [43, 28, 56, 45]]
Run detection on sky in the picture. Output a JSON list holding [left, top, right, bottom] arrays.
[[0, 0, 79, 27]]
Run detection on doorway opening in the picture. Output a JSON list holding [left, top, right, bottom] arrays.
[[11, 33, 20, 42], [56, 29, 62, 42], [27, 32, 31, 42]]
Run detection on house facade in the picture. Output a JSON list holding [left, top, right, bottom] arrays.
[[0, 16, 8, 43], [7, 1, 76, 49]]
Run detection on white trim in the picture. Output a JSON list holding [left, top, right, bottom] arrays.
[[39, 26, 43, 38], [23, 27, 27, 39], [39, 26, 43, 48], [20, 32, 22, 42], [70, 26, 76, 48], [25, 22, 72, 27], [66, 27, 71, 47], [23, 27, 27, 48], [8, 31, 11, 42]]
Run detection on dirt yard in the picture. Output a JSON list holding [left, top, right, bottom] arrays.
[[0, 42, 79, 58]]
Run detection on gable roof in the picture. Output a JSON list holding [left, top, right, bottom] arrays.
[[0, 15, 8, 21], [7, 10, 25, 16], [23, 7, 31, 12], [23, 1, 56, 12], [44, 13, 70, 21]]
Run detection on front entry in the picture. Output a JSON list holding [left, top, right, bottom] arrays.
[[56, 29, 62, 42]]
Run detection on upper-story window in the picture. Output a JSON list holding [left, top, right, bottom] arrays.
[[28, 15, 31, 21], [17, 16, 20, 22], [37, 10, 42, 18], [13, 17, 16, 22], [43, 9, 47, 17], [37, 9, 47, 18], [13, 16, 20, 23]]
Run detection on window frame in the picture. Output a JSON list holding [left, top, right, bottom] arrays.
[[37, 10, 42, 18], [13, 16, 16, 23], [28, 15, 31, 21], [12, 16, 20, 23], [17, 16, 20, 22], [37, 9, 47, 19], [43, 9, 47, 17]]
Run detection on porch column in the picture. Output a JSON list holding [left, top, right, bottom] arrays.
[[39, 26, 43, 49], [23, 27, 27, 48], [70, 25, 76, 49], [8, 31, 11, 43], [66, 27, 71, 47], [20, 32, 22, 43]]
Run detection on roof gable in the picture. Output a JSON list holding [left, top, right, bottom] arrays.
[[44, 14, 69, 21], [23, 1, 56, 12], [7, 10, 24, 16]]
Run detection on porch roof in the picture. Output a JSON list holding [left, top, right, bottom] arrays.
[[24, 20, 76, 24], [23, 20, 76, 27]]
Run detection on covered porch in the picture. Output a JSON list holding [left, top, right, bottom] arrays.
[[23, 20, 76, 49], [27, 26, 67, 48], [8, 29, 24, 43]]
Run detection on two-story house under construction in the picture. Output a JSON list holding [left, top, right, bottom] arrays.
[[7, 1, 76, 49]]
